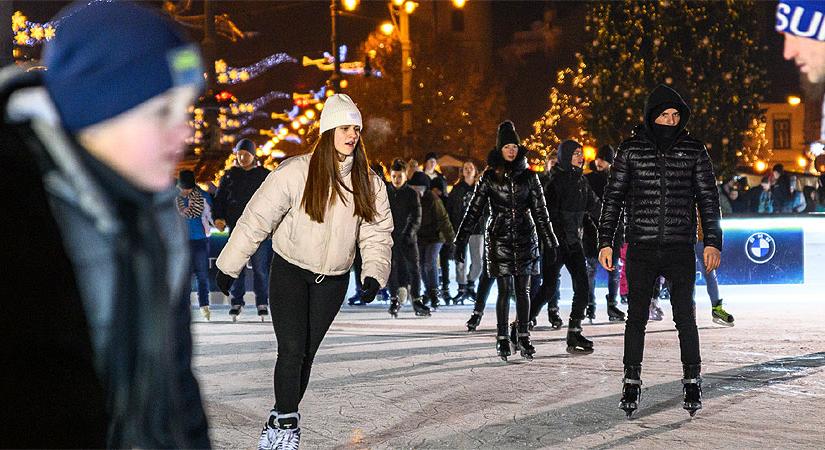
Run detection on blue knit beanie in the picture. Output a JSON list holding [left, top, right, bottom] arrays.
[[776, 1, 825, 41], [43, 1, 204, 132]]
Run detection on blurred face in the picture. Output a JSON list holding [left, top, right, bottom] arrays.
[[77, 85, 199, 192], [546, 154, 557, 170], [390, 170, 406, 188], [571, 147, 584, 168], [762, 181, 771, 191], [783, 33, 825, 83], [594, 158, 610, 171], [178, 187, 193, 197], [236, 150, 256, 169], [462, 161, 477, 182], [502, 143, 518, 162], [334, 124, 361, 156], [729, 189, 739, 200], [424, 158, 437, 173], [654, 108, 680, 126]]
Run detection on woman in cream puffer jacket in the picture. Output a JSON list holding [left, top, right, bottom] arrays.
[[215, 94, 393, 450]]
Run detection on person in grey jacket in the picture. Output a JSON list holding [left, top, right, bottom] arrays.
[[1, 2, 209, 448]]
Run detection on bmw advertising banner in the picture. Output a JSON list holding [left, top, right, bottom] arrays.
[[700, 228, 804, 285]]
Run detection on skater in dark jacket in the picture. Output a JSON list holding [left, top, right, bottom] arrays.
[[529, 139, 601, 354], [598, 84, 722, 418], [213, 138, 273, 320], [455, 121, 558, 361], [448, 160, 484, 305], [386, 159, 430, 317], [409, 171, 455, 309]]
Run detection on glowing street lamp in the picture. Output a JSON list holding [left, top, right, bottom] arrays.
[[380, 21, 395, 36], [754, 160, 767, 173], [342, 0, 359, 12], [452, 0, 467, 8], [788, 96, 801, 106], [404, 1, 418, 14]]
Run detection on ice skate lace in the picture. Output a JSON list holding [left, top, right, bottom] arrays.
[[257, 424, 277, 450], [274, 428, 301, 450]]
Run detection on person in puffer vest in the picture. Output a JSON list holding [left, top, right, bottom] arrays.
[[598, 84, 722, 419], [215, 94, 393, 449]]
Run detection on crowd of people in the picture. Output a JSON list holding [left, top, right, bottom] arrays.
[[719, 164, 825, 215]]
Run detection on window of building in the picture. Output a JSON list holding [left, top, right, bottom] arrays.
[[451, 10, 464, 32], [774, 118, 791, 149]]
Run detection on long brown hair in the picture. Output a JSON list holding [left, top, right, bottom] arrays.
[[301, 129, 377, 223]]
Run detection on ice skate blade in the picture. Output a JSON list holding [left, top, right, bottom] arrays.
[[712, 317, 734, 327], [566, 346, 594, 355], [608, 317, 625, 322], [684, 404, 702, 417], [520, 352, 534, 361], [467, 326, 477, 332]]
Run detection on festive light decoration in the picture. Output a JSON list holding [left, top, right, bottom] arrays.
[[11, 1, 105, 46], [214, 53, 297, 85]]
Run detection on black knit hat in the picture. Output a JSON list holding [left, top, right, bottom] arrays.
[[424, 152, 438, 162], [496, 120, 520, 151], [407, 171, 431, 188], [178, 170, 196, 189], [233, 138, 256, 155], [596, 144, 614, 164]]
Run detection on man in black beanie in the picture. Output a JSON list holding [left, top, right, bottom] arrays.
[[598, 84, 722, 418], [213, 138, 273, 321], [584, 144, 625, 322]]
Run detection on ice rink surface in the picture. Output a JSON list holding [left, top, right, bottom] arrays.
[[193, 285, 825, 449]]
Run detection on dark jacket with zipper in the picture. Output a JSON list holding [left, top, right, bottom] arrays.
[[386, 181, 421, 246], [448, 179, 483, 235], [213, 165, 270, 229], [598, 84, 722, 250], [545, 149, 600, 250], [455, 146, 558, 277]]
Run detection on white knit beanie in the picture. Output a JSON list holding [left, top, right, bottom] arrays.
[[319, 94, 362, 134]]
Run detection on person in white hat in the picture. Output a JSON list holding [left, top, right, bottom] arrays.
[[215, 93, 393, 449]]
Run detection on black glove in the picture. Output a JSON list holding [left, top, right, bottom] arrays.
[[454, 241, 467, 264], [216, 270, 236, 296], [360, 277, 380, 304]]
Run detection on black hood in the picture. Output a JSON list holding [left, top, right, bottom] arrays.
[[487, 145, 529, 174], [643, 84, 691, 139], [557, 139, 582, 173]]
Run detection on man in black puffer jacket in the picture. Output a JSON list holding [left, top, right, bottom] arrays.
[[598, 84, 722, 418], [530, 139, 600, 354]]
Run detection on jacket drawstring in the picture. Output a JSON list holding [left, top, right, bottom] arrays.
[[315, 274, 326, 284]]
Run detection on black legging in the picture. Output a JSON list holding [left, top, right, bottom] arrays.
[[472, 271, 494, 313], [269, 252, 349, 415], [495, 275, 531, 327]]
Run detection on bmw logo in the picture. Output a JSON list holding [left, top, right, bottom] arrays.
[[745, 232, 776, 264]]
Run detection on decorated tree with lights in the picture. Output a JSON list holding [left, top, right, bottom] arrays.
[[347, 30, 506, 164], [577, 0, 769, 177]]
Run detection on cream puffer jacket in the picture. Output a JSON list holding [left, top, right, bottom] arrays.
[[216, 153, 393, 286]]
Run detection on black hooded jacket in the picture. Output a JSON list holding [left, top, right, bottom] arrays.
[[386, 181, 421, 245], [598, 84, 722, 250], [455, 146, 558, 277], [545, 144, 600, 249]]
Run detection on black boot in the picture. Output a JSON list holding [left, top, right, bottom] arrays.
[[465, 280, 477, 301], [427, 289, 440, 310], [451, 284, 467, 305], [566, 319, 594, 354], [509, 321, 518, 347], [439, 283, 452, 305], [412, 298, 431, 317], [586, 304, 596, 323], [496, 324, 511, 361], [515, 322, 536, 360], [607, 302, 626, 322], [619, 365, 642, 418], [466, 310, 482, 331], [548, 307, 563, 330], [388, 297, 400, 318], [682, 364, 702, 417]]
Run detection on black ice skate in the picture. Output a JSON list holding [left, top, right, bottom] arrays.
[[465, 280, 477, 301], [682, 364, 702, 417], [427, 290, 440, 310], [451, 284, 467, 305], [619, 365, 642, 418], [514, 322, 536, 360], [548, 307, 563, 330], [229, 304, 243, 322], [389, 297, 401, 318], [438, 284, 452, 305], [586, 304, 596, 324], [566, 319, 594, 354], [607, 303, 626, 322], [496, 324, 512, 361], [466, 310, 482, 331], [257, 305, 268, 322], [412, 298, 431, 317]]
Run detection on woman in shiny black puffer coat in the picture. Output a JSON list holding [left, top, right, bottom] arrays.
[[455, 121, 558, 361]]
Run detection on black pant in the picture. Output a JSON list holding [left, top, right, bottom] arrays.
[[624, 243, 699, 367], [472, 271, 494, 313], [530, 244, 590, 321], [439, 244, 452, 287], [269, 252, 349, 414], [496, 275, 530, 328], [351, 248, 363, 292], [388, 241, 421, 298]]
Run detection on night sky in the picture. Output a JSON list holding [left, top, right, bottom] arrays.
[[17, 1, 801, 141]]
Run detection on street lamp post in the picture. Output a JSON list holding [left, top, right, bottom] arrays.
[[329, 0, 341, 91], [399, 5, 413, 159]]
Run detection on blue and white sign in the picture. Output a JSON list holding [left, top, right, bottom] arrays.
[[745, 232, 776, 264]]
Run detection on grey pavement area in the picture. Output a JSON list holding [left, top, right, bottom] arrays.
[[192, 290, 825, 449]]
